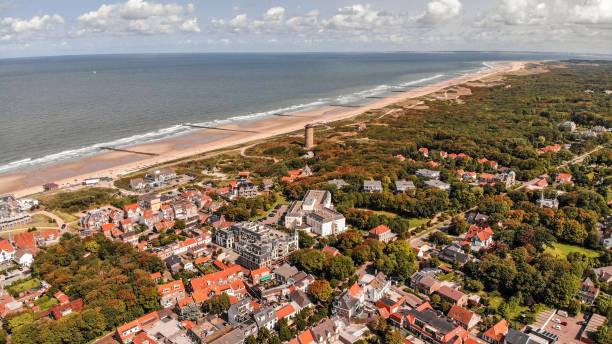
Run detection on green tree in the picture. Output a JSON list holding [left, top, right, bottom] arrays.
[[298, 230, 315, 248], [308, 280, 333, 302], [246, 335, 257, 344], [180, 302, 201, 321], [595, 324, 612, 344], [327, 255, 355, 280], [203, 293, 231, 314], [449, 216, 470, 236]]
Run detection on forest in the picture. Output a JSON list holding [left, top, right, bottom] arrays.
[[6, 235, 165, 344]]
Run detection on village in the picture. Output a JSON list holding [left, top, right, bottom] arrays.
[[0, 63, 611, 344]]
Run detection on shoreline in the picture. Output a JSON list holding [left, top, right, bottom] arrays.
[[0, 60, 527, 197]]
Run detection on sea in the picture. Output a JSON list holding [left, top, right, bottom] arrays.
[[0, 51, 596, 174]]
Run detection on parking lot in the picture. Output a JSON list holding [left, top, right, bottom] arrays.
[[541, 311, 586, 344]]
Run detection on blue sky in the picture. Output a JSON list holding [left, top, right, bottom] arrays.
[[0, 0, 611, 58]]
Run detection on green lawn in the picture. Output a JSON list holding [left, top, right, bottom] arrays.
[[356, 208, 399, 217], [545, 242, 600, 258], [7, 278, 41, 296], [9, 214, 53, 230], [52, 210, 79, 223], [34, 296, 59, 311], [408, 218, 430, 228]]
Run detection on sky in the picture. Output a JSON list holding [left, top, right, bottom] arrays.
[[0, 0, 611, 58]]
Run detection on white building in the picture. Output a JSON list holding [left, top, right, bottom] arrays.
[[0, 239, 15, 263], [284, 190, 346, 236], [14, 249, 34, 267]]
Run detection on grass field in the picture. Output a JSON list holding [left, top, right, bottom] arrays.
[[9, 214, 53, 230], [7, 278, 41, 296], [545, 242, 600, 258], [52, 210, 79, 223], [408, 218, 430, 228], [34, 296, 59, 311], [356, 208, 399, 217]]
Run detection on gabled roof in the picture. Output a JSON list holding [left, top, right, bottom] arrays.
[[370, 225, 391, 235], [101, 223, 116, 231], [124, 203, 141, 213], [0, 239, 14, 253], [297, 329, 314, 344], [483, 319, 509, 343], [276, 303, 295, 320], [438, 286, 466, 302], [348, 283, 362, 298], [13, 232, 35, 249], [465, 225, 494, 243], [448, 305, 476, 325], [157, 280, 185, 297], [251, 266, 270, 279]]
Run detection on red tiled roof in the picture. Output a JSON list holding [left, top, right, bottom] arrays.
[[177, 296, 194, 309], [348, 283, 362, 298], [465, 226, 494, 243], [276, 304, 295, 320], [13, 232, 36, 249], [297, 329, 314, 344], [124, 203, 141, 213], [190, 265, 243, 292], [0, 240, 14, 253], [483, 319, 509, 343], [195, 256, 210, 265], [181, 320, 195, 330], [250, 267, 271, 279], [369, 225, 391, 235], [116, 311, 160, 342], [150, 272, 162, 280], [54, 291, 70, 304], [448, 305, 475, 325], [101, 223, 116, 231], [157, 280, 185, 297], [40, 230, 59, 240]]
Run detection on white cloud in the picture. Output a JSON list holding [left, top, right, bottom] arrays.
[[263, 7, 285, 22], [1, 14, 64, 41], [76, 0, 200, 35], [417, 0, 463, 25], [570, 0, 612, 25]]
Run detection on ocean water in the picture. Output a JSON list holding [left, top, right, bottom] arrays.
[[0, 51, 585, 174]]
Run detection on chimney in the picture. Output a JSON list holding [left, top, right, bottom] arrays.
[[304, 124, 315, 150]]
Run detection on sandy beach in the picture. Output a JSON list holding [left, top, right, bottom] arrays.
[[0, 61, 526, 197]]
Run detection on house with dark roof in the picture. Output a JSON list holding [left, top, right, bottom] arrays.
[[290, 289, 313, 310], [404, 304, 468, 344], [439, 243, 470, 266], [579, 277, 599, 305], [410, 271, 441, 295], [253, 306, 277, 331], [363, 180, 383, 193]]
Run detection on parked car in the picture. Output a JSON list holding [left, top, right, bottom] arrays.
[[552, 318, 561, 324], [552, 325, 561, 330], [561, 322, 567, 326]]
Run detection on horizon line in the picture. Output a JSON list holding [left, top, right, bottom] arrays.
[[2, 50, 612, 62]]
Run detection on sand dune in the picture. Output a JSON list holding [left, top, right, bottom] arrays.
[[0, 61, 526, 197]]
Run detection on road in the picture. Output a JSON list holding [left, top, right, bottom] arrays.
[[408, 145, 604, 247]]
